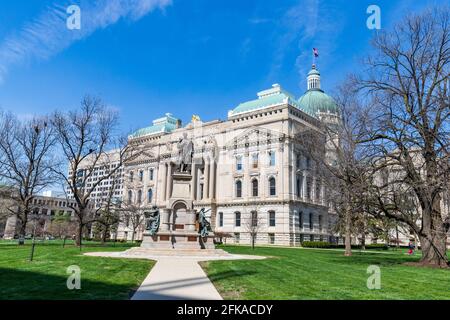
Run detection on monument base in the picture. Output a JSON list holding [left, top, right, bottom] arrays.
[[141, 231, 215, 250]]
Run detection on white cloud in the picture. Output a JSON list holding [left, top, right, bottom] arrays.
[[0, 0, 172, 83]]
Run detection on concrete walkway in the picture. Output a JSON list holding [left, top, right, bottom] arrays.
[[85, 248, 265, 300]]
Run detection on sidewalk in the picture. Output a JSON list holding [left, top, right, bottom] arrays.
[[84, 249, 265, 300], [131, 258, 222, 300]]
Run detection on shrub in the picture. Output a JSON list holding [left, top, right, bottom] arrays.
[[301, 241, 389, 250]]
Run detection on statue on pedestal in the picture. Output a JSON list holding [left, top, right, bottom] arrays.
[[198, 208, 212, 238], [176, 132, 194, 173], [145, 205, 160, 236]]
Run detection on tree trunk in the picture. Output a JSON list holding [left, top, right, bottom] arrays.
[[344, 211, 352, 256], [75, 223, 83, 247], [395, 226, 400, 249], [101, 226, 108, 244], [18, 222, 27, 246], [361, 232, 366, 251], [418, 199, 448, 267], [419, 232, 448, 267]]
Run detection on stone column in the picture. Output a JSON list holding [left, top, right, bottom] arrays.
[[196, 165, 202, 200], [191, 162, 197, 200], [302, 172, 308, 202], [312, 177, 317, 204], [209, 160, 215, 200], [160, 208, 170, 231], [166, 162, 172, 200], [204, 160, 210, 200], [320, 182, 326, 205], [159, 162, 167, 203]]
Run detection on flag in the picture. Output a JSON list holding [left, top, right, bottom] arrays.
[[313, 48, 319, 57]]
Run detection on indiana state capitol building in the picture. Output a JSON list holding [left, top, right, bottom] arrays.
[[117, 65, 340, 246]]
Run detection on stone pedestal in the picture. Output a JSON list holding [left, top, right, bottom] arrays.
[[141, 171, 215, 250]]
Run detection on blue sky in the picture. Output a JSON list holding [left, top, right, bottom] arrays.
[[0, 0, 442, 134]]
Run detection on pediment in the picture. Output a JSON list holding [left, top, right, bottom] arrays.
[[225, 126, 285, 150]]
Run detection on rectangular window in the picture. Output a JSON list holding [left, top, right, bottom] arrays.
[[269, 151, 276, 166], [219, 212, 224, 227], [318, 215, 323, 232], [236, 156, 243, 171], [269, 211, 276, 227], [252, 153, 258, 169], [235, 212, 241, 227], [268, 233, 275, 244]]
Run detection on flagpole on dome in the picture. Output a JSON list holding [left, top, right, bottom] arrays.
[[312, 47, 319, 68]]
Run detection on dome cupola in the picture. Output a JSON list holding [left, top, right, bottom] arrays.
[[298, 64, 338, 117]]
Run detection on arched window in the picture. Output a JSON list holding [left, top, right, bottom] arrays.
[[252, 179, 258, 197], [269, 177, 276, 196], [296, 175, 302, 198], [129, 171, 134, 182], [139, 170, 144, 182], [137, 190, 142, 204], [147, 189, 153, 203], [149, 168, 154, 181], [127, 190, 132, 204], [236, 180, 242, 198]]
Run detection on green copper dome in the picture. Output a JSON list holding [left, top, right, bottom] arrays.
[[298, 89, 338, 116], [229, 84, 301, 117]]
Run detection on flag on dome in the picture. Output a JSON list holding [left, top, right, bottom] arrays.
[[313, 48, 319, 57]]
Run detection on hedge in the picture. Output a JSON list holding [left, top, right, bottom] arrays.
[[301, 241, 389, 250]]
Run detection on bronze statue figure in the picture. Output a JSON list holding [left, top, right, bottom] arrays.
[[198, 208, 212, 238], [176, 132, 194, 173], [145, 205, 160, 236]]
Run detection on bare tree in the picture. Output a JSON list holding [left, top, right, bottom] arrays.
[[47, 212, 77, 239], [118, 201, 147, 242], [92, 171, 122, 243], [356, 7, 450, 267], [0, 112, 56, 243], [51, 96, 133, 247], [242, 205, 266, 249], [299, 79, 372, 256]]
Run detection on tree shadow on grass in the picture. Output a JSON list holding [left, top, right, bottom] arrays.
[[0, 267, 139, 300]]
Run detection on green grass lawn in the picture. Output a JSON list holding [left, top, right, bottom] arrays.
[[0, 240, 154, 300], [202, 245, 450, 300]]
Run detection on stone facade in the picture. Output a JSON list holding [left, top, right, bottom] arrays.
[[115, 66, 340, 246], [1, 191, 81, 239]]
